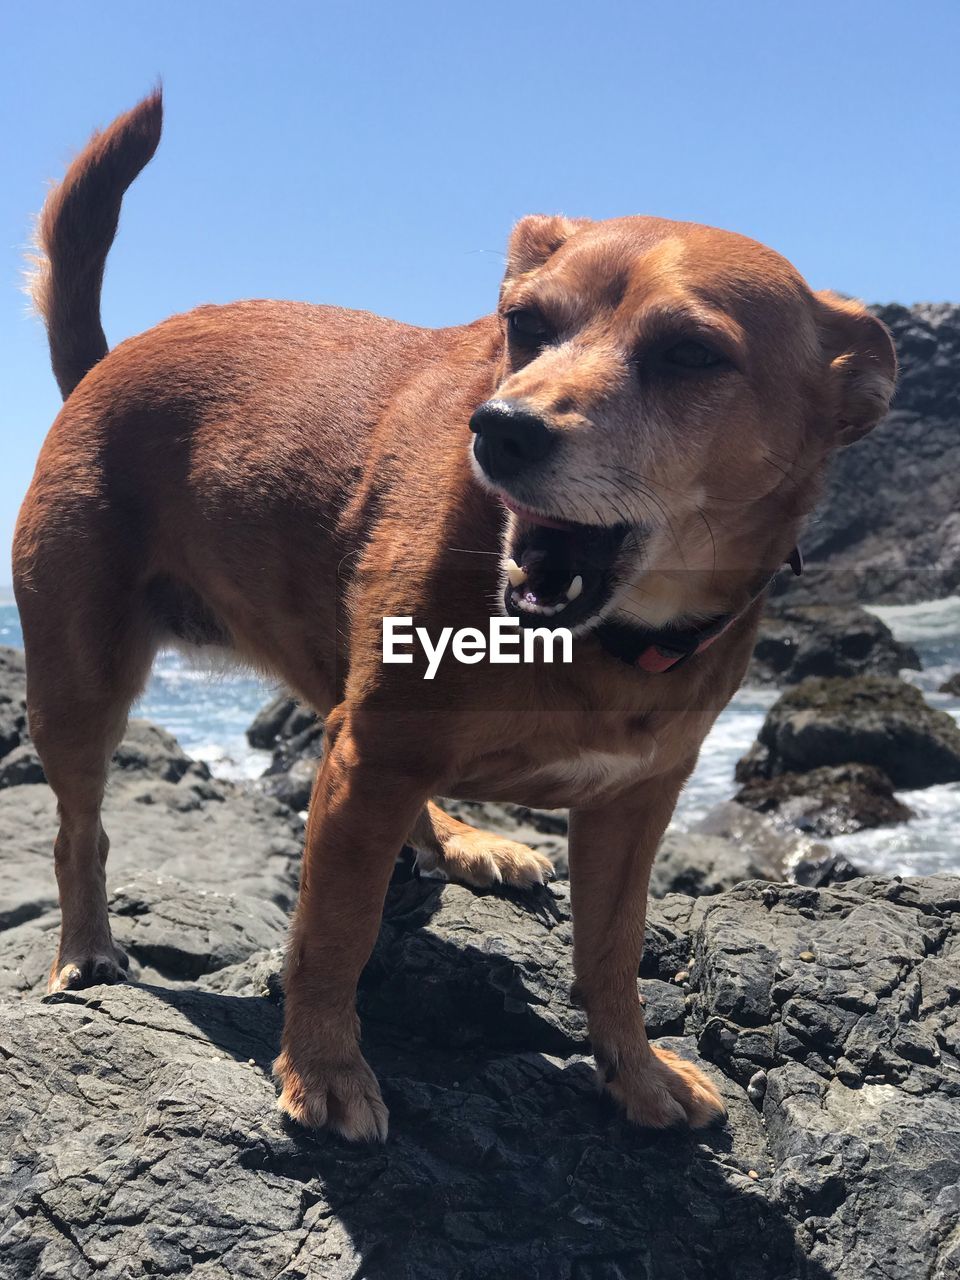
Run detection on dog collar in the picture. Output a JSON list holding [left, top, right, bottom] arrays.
[[595, 546, 803, 674]]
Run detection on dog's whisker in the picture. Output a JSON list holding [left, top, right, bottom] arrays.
[[696, 507, 718, 581]]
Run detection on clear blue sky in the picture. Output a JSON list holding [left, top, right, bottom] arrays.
[[2, 0, 957, 584]]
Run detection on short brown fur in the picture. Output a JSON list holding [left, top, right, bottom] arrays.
[[15, 93, 896, 1140]]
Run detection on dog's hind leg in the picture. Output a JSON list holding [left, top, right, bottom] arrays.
[[15, 568, 156, 993], [408, 800, 554, 888]]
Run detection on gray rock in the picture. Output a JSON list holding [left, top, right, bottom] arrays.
[[736, 676, 960, 789], [940, 672, 960, 696], [246, 694, 303, 749], [790, 849, 864, 889], [748, 604, 920, 687], [0, 741, 303, 946], [111, 718, 211, 784], [696, 803, 864, 887], [0, 873, 291, 997], [265, 754, 319, 812], [0, 742, 45, 788], [249, 698, 324, 798], [4, 650, 960, 1274], [734, 763, 914, 837], [691, 801, 831, 881], [650, 826, 784, 898], [692, 875, 960, 1278], [777, 302, 960, 605], [2, 853, 959, 1278], [690, 875, 960, 1087], [0, 645, 28, 760], [765, 1064, 960, 1279]]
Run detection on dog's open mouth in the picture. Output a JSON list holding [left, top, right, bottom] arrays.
[[501, 501, 632, 629]]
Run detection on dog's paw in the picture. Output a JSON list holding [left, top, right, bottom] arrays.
[[421, 831, 554, 889], [600, 1042, 727, 1130], [48, 944, 130, 993], [274, 1048, 389, 1142]]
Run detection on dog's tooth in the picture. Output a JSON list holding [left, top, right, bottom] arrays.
[[566, 575, 583, 601], [506, 558, 528, 587]]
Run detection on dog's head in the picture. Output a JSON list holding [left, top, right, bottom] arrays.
[[469, 214, 896, 634]]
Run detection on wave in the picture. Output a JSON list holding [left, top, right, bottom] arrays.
[[867, 594, 960, 644]]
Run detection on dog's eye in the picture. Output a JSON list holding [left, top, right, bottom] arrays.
[[661, 339, 728, 370], [507, 309, 553, 350]]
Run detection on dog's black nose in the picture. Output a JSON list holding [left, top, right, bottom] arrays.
[[469, 399, 555, 480]]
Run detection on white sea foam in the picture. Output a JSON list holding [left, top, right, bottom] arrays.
[[868, 595, 960, 644], [831, 782, 960, 877], [189, 742, 269, 782], [868, 595, 960, 693]]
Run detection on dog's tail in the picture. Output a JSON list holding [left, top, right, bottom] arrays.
[[26, 89, 163, 400]]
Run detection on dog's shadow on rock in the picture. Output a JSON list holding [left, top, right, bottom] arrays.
[[105, 872, 833, 1280]]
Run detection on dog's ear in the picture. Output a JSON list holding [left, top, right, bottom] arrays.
[[816, 291, 897, 446], [503, 214, 590, 282]]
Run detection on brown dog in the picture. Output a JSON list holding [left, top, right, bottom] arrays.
[[14, 91, 896, 1141]]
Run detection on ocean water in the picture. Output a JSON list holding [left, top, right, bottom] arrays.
[[828, 598, 960, 877], [0, 599, 272, 781], [2, 594, 958, 876]]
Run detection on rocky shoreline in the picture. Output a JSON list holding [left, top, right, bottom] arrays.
[[2, 639, 960, 1278], [778, 302, 960, 605], [3, 870, 959, 1280]]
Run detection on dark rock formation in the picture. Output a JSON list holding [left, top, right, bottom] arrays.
[[736, 675, 960, 790], [779, 302, 960, 605], [791, 849, 863, 889], [691, 798, 834, 880], [247, 695, 325, 811], [0, 645, 28, 763], [734, 763, 915, 837], [0, 742, 45, 788], [748, 603, 920, 686], [3, 646, 960, 1276], [246, 694, 308, 750], [650, 824, 783, 898], [940, 673, 960, 696], [690, 801, 863, 887], [2, 856, 959, 1278]]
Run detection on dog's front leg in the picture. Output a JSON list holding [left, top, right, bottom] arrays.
[[568, 771, 726, 1129], [274, 705, 432, 1141]]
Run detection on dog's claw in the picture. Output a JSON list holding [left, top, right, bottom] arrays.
[[274, 1049, 389, 1142], [49, 944, 129, 993], [428, 833, 555, 889], [600, 1043, 727, 1130]]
